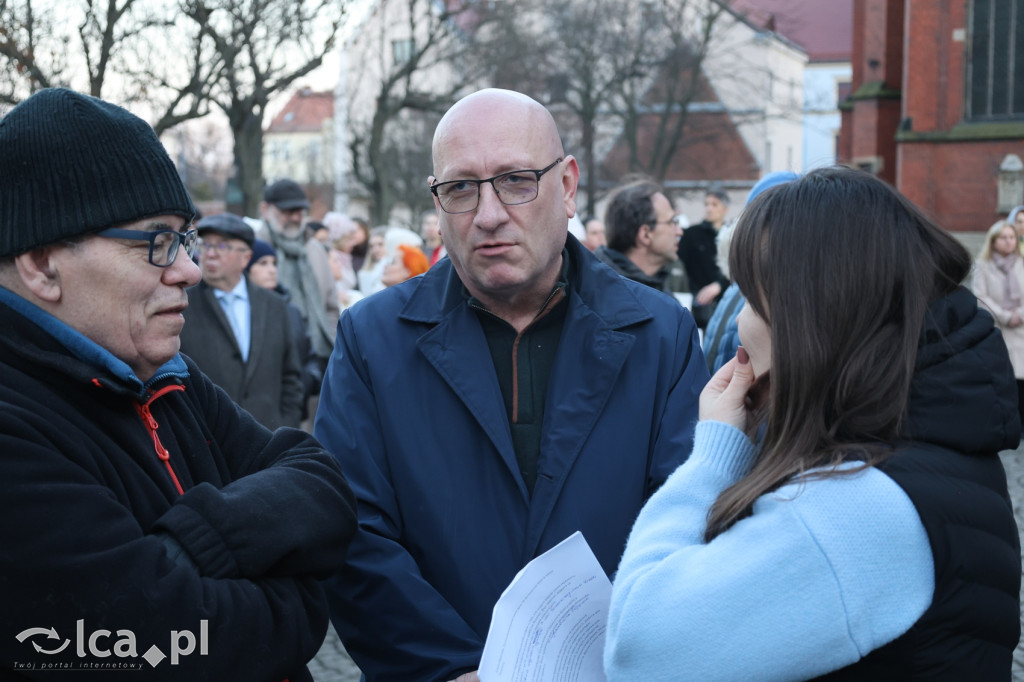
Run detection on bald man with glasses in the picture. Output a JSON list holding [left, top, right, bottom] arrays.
[[0, 88, 356, 680], [314, 89, 709, 682]]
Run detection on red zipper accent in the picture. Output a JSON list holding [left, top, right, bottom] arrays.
[[134, 385, 187, 496]]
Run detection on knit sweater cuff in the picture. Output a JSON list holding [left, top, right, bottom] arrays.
[[153, 501, 240, 579], [689, 420, 757, 485]]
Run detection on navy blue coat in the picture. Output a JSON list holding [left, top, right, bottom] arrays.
[[314, 237, 709, 681]]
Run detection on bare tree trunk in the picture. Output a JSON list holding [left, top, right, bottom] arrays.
[[233, 112, 265, 218]]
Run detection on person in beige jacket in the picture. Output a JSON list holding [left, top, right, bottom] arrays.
[[974, 218, 1024, 429]]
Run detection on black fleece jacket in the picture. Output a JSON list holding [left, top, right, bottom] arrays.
[[0, 291, 357, 681]]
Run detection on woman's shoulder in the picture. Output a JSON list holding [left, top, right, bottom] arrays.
[[762, 464, 930, 568]]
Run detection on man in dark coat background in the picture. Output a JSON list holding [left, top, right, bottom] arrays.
[[180, 213, 304, 429]]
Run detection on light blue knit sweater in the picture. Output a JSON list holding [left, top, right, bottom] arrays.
[[604, 420, 934, 681]]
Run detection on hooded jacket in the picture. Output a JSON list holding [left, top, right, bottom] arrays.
[[0, 287, 357, 681], [817, 286, 1021, 679]]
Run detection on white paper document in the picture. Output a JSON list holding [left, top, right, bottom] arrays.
[[479, 531, 611, 682]]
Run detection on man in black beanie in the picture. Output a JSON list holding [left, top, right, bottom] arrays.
[[0, 88, 356, 680]]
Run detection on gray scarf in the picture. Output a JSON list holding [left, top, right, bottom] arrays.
[[264, 224, 334, 360]]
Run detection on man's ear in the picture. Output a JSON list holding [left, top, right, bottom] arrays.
[[636, 224, 653, 248], [14, 245, 66, 303]]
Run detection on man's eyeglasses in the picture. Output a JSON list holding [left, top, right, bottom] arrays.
[[198, 241, 252, 255], [430, 158, 563, 214], [95, 228, 198, 267]]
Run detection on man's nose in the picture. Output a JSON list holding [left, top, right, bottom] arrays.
[[474, 182, 509, 226]]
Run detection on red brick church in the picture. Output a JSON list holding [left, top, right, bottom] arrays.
[[839, 0, 1024, 232]]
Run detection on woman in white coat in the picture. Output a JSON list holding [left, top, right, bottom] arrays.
[[974, 218, 1024, 427]]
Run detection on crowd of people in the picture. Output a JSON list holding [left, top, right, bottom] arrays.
[[1, 85, 1021, 682]]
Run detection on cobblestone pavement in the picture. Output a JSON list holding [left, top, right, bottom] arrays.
[[309, 623, 361, 682], [310, 443, 1024, 682], [1001, 444, 1024, 682]]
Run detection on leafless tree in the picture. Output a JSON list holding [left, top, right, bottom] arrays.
[[344, 0, 488, 225], [181, 0, 346, 217], [0, 1, 216, 134], [615, 0, 729, 180], [0, 0, 75, 103], [466, 0, 740, 215]]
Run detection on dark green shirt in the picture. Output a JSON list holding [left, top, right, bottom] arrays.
[[470, 250, 571, 494]]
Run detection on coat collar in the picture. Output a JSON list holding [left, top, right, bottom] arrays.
[[0, 285, 189, 399], [398, 236, 657, 542], [398, 235, 655, 330]]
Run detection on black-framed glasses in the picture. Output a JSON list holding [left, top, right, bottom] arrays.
[[95, 228, 198, 267], [430, 158, 563, 214]]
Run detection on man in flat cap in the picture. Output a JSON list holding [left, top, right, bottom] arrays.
[[179, 213, 304, 429], [258, 179, 337, 396], [0, 88, 356, 680]]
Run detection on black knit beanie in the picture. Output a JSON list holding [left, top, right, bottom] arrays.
[[0, 88, 196, 258]]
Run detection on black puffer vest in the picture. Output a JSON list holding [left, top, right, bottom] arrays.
[[817, 287, 1022, 680]]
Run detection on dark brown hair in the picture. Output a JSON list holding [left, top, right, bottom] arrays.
[[706, 166, 971, 540], [603, 179, 663, 253]]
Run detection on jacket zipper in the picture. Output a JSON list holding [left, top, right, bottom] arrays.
[[133, 384, 187, 496], [132, 385, 292, 682]]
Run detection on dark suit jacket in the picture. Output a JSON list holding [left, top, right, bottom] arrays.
[[180, 278, 304, 429]]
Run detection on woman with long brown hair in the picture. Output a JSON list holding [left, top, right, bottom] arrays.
[[604, 167, 1021, 681]]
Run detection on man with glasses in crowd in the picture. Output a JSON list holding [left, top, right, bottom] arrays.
[[595, 178, 688, 293], [315, 88, 708, 682], [179, 213, 304, 429], [0, 88, 356, 680]]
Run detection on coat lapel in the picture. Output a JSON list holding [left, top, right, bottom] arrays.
[[416, 305, 526, 501], [200, 283, 242, 357], [243, 280, 264, 382], [522, 291, 638, 559], [405, 265, 526, 501]]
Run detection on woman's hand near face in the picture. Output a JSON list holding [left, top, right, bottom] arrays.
[[699, 347, 757, 431]]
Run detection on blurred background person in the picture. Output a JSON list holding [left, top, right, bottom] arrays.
[[703, 172, 798, 373], [256, 179, 336, 395], [678, 186, 731, 329], [246, 238, 321, 419], [1009, 205, 1024, 252], [350, 217, 371, 272], [382, 243, 430, 287], [377, 226, 426, 290], [180, 214, 304, 430], [357, 226, 389, 295], [974, 218, 1024, 432], [596, 179, 686, 294], [420, 210, 447, 267], [582, 216, 607, 251], [323, 211, 363, 310]]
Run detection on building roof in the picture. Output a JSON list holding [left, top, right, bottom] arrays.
[[731, 0, 853, 63], [266, 88, 334, 133], [599, 65, 759, 185]]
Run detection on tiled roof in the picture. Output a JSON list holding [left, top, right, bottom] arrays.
[[731, 0, 853, 63], [267, 88, 334, 133]]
